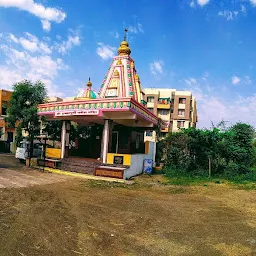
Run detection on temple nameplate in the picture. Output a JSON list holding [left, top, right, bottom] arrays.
[[114, 156, 124, 165], [55, 110, 99, 117]]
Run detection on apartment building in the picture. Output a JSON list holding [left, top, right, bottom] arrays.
[[144, 88, 197, 140], [0, 89, 17, 152]]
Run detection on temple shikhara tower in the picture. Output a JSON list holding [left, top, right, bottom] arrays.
[[99, 38, 144, 103], [38, 30, 164, 179]]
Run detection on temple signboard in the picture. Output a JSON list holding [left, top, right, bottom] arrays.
[[55, 110, 99, 117]]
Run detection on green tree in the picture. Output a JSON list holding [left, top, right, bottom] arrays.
[[15, 123, 23, 147], [161, 122, 255, 179], [43, 120, 62, 147], [6, 80, 47, 162], [43, 121, 92, 148], [223, 123, 255, 175]]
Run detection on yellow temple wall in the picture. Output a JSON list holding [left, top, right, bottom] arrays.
[[46, 148, 61, 159], [107, 153, 132, 166]]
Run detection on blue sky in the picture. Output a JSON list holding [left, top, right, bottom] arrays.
[[0, 0, 256, 128]]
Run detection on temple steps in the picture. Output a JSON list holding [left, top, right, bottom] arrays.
[[61, 158, 102, 175], [61, 158, 129, 178]]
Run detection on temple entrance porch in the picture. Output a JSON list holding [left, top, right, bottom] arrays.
[[42, 113, 157, 179]]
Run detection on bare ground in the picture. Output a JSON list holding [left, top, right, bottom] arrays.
[[0, 155, 255, 256]]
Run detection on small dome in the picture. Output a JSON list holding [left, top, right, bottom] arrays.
[[75, 78, 99, 100]]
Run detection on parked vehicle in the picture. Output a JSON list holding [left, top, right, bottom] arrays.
[[15, 140, 43, 162]]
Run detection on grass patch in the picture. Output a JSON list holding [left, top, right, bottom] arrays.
[[163, 167, 256, 189], [81, 179, 154, 190], [166, 176, 218, 186]]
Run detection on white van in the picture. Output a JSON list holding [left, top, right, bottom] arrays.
[[15, 140, 43, 161]]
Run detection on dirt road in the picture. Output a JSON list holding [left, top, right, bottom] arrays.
[[0, 155, 255, 256], [0, 154, 72, 188]]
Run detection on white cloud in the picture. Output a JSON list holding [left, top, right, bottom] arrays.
[[245, 76, 252, 84], [9, 33, 18, 43], [184, 77, 197, 86], [185, 78, 256, 128], [198, 95, 256, 128], [41, 20, 51, 32], [218, 10, 239, 21], [96, 43, 116, 60], [137, 23, 144, 33], [250, 0, 256, 6], [56, 29, 81, 55], [128, 23, 144, 34], [190, 1, 196, 8], [241, 5, 247, 13], [0, 32, 73, 97], [9, 33, 51, 54], [0, 0, 66, 31], [202, 72, 209, 81], [150, 60, 164, 76], [19, 38, 38, 52], [0, 67, 23, 90], [197, 0, 210, 6], [185, 80, 256, 128], [232, 76, 241, 85], [189, 0, 209, 8], [109, 32, 120, 39]]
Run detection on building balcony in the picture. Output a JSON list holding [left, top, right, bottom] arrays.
[[157, 103, 170, 109], [160, 127, 169, 133]]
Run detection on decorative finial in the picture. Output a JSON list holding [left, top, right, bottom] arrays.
[[87, 77, 92, 88], [124, 28, 128, 41], [118, 29, 131, 56]]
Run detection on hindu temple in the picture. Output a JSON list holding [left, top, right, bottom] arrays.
[[38, 31, 164, 179]]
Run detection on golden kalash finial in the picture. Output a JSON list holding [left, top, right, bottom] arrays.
[[87, 77, 92, 87], [118, 28, 131, 56], [135, 73, 140, 81]]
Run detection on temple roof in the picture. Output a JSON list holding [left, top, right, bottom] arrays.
[[37, 30, 164, 129], [75, 78, 99, 100], [99, 36, 146, 105]]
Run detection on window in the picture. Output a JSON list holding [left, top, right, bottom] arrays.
[[178, 109, 185, 116], [7, 132, 13, 142], [158, 98, 170, 104], [1, 101, 7, 115], [177, 121, 185, 128], [146, 130, 153, 137], [147, 96, 154, 103], [179, 98, 186, 104], [158, 109, 169, 115]]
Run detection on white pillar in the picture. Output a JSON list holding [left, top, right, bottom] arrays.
[[102, 119, 110, 164], [61, 121, 66, 159]]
